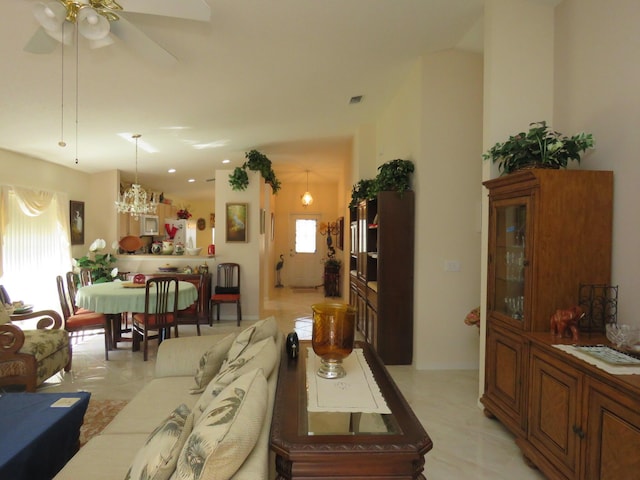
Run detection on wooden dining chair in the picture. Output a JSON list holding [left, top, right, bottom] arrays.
[[65, 272, 92, 315], [132, 277, 179, 361], [79, 269, 92, 287], [56, 275, 110, 360], [209, 262, 242, 326]]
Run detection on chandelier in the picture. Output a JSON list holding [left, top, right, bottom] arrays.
[[301, 170, 313, 207], [115, 134, 157, 219]]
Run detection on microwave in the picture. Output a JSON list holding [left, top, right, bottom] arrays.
[[139, 215, 160, 236]]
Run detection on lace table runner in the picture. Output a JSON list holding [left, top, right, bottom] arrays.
[[553, 345, 640, 375], [306, 348, 391, 413]]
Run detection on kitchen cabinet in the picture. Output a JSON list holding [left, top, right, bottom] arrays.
[[349, 191, 414, 364], [482, 169, 613, 436]]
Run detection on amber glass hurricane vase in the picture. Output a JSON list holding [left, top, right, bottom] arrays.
[[311, 303, 356, 379]]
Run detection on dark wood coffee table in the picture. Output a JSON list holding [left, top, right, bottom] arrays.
[[270, 340, 432, 479]]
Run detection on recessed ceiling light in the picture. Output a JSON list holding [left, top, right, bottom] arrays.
[[168, 168, 176, 173], [222, 159, 230, 164], [188, 178, 196, 183]]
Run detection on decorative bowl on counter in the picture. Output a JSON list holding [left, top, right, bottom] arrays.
[[119, 235, 143, 253], [606, 323, 640, 353], [186, 247, 202, 256]]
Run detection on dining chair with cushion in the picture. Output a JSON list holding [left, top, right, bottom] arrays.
[[209, 262, 242, 326], [56, 275, 110, 360], [65, 272, 92, 315], [0, 306, 71, 392], [132, 277, 180, 361]]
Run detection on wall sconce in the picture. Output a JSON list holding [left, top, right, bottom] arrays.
[[301, 170, 313, 207]]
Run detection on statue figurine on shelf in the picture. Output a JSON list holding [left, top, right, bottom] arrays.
[[275, 254, 284, 288], [550, 305, 585, 342]]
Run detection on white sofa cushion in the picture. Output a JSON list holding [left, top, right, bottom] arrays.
[[225, 316, 278, 363], [126, 404, 194, 480], [103, 377, 199, 435], [172, 369, 268, 480], [193, 336, 277, 421], [190, 333, 236, 394]]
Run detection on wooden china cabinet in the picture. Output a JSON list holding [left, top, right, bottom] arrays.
[[481, 169, 624, 478]]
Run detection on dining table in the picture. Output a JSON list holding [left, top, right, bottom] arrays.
[[75, 280, 198, 349]]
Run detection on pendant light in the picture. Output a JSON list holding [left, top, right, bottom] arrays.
[[301, 170, 313, 207], [115, 134, 158, 218]]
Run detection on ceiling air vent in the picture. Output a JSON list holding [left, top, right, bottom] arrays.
[[349, 95, 363, 104]]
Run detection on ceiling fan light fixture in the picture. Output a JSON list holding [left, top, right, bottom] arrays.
[[78, 6, 111, 40], [33, 1, 66, 29]]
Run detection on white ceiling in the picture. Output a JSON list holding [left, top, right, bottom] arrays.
[[1, 0, 485, 201]]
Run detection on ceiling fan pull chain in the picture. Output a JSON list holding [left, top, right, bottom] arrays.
[[58, 21, 66, 148], [75, 21, 79, 165]]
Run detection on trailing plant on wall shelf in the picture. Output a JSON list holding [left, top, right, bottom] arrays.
[[228, 149, 281, 193], [482, 121, 594, 175]]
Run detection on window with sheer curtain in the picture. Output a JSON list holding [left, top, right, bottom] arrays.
[[0, 187, 72, 311]]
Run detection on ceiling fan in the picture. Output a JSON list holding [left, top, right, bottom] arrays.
[[24, 0, 211, 66]]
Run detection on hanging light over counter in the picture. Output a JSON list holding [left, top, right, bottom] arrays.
[[115, 134, 158, 219]]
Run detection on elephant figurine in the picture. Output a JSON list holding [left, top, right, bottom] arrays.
[[550, 305, 585, 342]]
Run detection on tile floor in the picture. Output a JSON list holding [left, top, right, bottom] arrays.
[[36, 287, 545, 479]]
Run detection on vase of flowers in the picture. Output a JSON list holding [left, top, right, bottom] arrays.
[[177, 208, 192, 220], [482, 121, 594, 175], [74, 238, 118, 283]]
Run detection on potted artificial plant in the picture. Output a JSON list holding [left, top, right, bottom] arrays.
[[482, 121, 594, 175]]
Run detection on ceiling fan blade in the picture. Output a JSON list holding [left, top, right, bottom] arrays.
[[24, 26, 60, 53], [109, 16, 177, 67], [116, 0, 210, 22]]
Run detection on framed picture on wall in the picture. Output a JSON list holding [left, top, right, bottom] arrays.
[[70, 200, 85, 245], [225, 203, 248, 242], [337, 216, 344, 250]]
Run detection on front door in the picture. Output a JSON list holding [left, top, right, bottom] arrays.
[[287, 213, 323, 288]]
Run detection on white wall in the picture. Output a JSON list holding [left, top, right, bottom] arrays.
[[356, 49, 484, 369], [554, 0, 640, 324], [214, 169, 262, 320]]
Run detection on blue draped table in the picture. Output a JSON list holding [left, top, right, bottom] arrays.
[[0, 391, 91, 480]]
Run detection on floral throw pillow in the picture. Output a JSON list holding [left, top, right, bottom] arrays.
[[224, 316, 278, 364], [172, 369, 268, 480], [190, 333, 236, 394], [125, 404, 193, 480], [192, 336, 277, 422]]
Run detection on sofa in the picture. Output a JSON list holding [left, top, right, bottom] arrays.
[[55, 316, 283, 480]]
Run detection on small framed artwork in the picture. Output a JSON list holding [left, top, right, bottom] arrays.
[[226, 203, 248, 242], [337, 216, 344, 251], [260, 209, 266, 234], [270, 213, 275, 241], [70, 200, 85, 245]]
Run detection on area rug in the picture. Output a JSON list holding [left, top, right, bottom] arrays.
[[79, 398, 128, 446]]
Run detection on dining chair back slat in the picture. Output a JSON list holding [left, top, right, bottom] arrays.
[[132, 277, 179, 361]]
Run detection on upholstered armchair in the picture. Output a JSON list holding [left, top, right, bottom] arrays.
[[0, 308, 71, 392]]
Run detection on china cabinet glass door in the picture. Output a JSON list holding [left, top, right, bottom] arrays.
[[491, 198, 529, 327]]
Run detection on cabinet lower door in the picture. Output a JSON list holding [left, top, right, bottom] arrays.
[[483, 324, 528, 435], [584, 378, 640, 480], [528, 347, 581, 479]]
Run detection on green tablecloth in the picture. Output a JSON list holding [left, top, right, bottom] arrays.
[[76, 280, 198, 314]]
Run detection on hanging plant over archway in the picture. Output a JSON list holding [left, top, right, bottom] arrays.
[[228, 150, 281, 194]]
